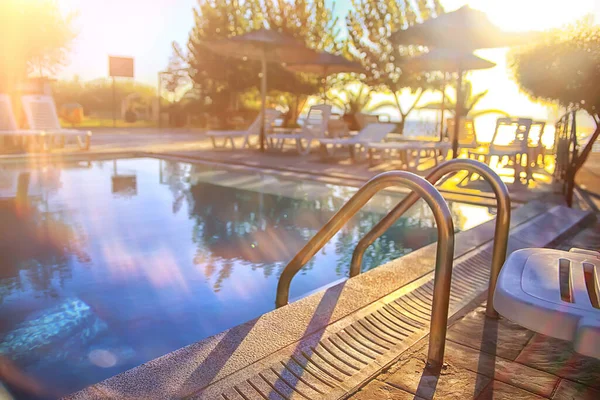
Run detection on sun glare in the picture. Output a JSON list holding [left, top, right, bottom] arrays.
[[470, 0, 597, 32]]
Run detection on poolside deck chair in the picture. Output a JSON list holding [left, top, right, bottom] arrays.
[[355, 113, 380, 130], [0, 94, 47, 151], [318, 123, 395, 160], [267, 104, 332, 155], [469, 117, 532, 182], [494, 248, 600, 359], [206, 109, 280, 149], [365, 140, 451, 169], [21, 95, 92, 151], [446, 117, 478, 151], [528, 121, 547, 167]]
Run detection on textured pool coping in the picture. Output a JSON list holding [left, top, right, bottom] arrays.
[[0, 150, 525, 208], [64, 200, 593, 399]]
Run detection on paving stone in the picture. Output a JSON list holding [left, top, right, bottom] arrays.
[[384, 355, 491, 400], [442, 340, 558, 397], [515, 334, 600, 390], [447, 305, 535, 360], [476, 380, 546, 400], [552, 379, 600, 400], [350, 380, 426, 400]]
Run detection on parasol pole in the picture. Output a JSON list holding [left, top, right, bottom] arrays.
[[322, 66, 328, 103], [452, 68, 464, 158], [260, 48, 267, 152], [439, 72, 446, 141]]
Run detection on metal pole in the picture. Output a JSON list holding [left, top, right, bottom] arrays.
[[322, 66, 328, 103], [274, 171, 455, 367], [439, 72, 446, 141], [157, 72, 162, 130], [350, 159, 511, 318], [452, 69, 463, 158], [112, 76, 117, 128], [260, 52, 267, 152]]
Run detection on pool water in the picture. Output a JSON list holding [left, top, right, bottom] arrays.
[[0, 157, 494, 398]]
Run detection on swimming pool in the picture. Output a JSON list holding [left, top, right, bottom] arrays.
[[0, 157, 494, 398]]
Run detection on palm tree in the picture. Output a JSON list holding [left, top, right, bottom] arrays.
[[331, 83, 397, 130], [419, 81, 509, 119]]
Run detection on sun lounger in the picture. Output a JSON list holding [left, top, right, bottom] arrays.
[[267, 104, 332, 155], [206, 109, 280, 149], [21, 95, 92, 151], [468, 117, 533, 182], [0, 94, 47, 151], [318, 123, 396, 160], [366, 140, 451, 169], [494, 248, 600, 359]]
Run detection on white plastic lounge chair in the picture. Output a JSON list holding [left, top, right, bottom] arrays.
[[528, 121, 547, 167], [267, 104, 332, 155], [21, 95, 92, 151], [494, 248, 600, 359], [365, 140, 451, 169], [0, 94, 47, 151], [206, 109, 280, 149], [355, 113, 380, 130], [318, 123, 395, 160], [446, 117, 478, 151], [469, 117, 532, 182]]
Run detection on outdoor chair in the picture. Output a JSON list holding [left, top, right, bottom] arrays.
[[468, 117, 533, 182], [317, 123, 396, 161], [21, 95, 92, 151], [355, 113, 380, 130], [528, 121, 547, 167], [327, 114, 350, 138], [494, 248, 600, 360], [206, 109, 280, 149], [446, 117, 478, 150], [365, 140, 451, 169], [266, 104, 332, 155], [0, 94, 47, 152]]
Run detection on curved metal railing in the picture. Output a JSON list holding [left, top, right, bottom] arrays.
[[350, 159, 511, 318], [275, 171, 455, 367]]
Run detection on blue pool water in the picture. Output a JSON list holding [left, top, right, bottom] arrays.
[[0, 157, 494, 398]]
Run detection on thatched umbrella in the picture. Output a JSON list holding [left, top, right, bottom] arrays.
[[391, 6, 533, 157], [285, 53, 364, 101], [402, 49, 496, 142], [203, 29, 319, 151]]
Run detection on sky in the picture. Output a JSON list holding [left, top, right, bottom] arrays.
[[56, 0, 600, 131]]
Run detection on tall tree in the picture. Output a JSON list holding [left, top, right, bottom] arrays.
[[178, 0, 340, 122], [0, 0, 76, 93], [346, 0, 444, 132], [511, 18, 600, 204]]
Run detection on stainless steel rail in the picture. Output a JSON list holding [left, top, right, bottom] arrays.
[[350, 159, 511, 318], [275, 171, 455, 367]]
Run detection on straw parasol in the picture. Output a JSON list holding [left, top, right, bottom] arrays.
[[390, 6, 530, 50], [391, 5, 532, 157], [285, 53, 364, 101], [203, 29, 319, 151], [402, 49, 496, 141]]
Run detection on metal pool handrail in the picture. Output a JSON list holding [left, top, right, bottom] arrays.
[[350, 159, 511, 318], [275, 171, 455, 368]]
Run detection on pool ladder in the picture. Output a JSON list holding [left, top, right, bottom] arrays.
[[275, 159, 511, 368]]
